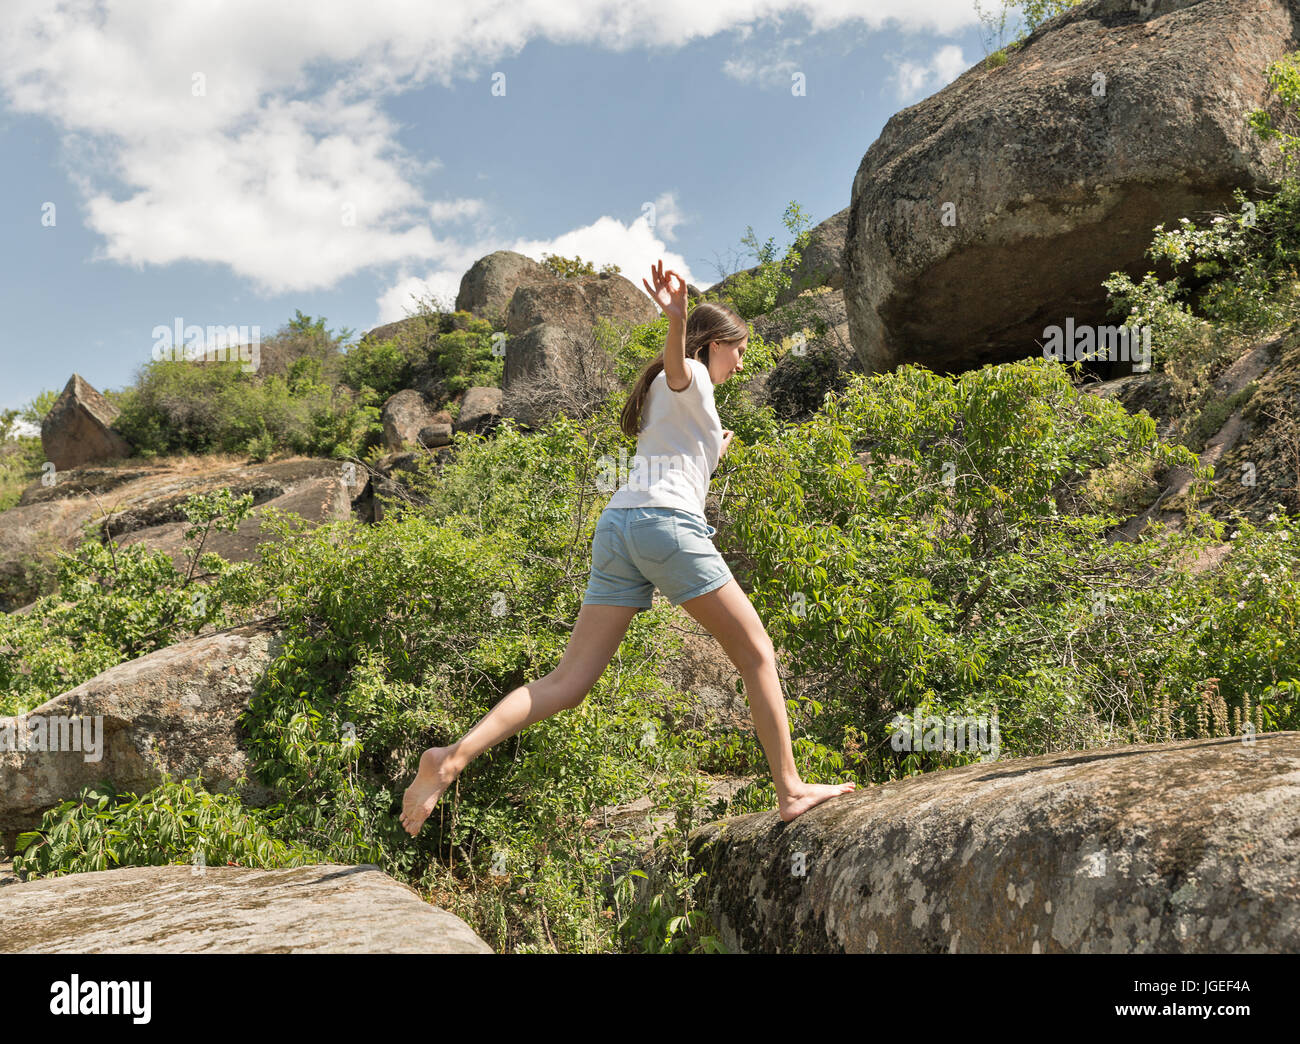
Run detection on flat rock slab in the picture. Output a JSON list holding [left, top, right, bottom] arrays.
[[0, 863, 493, 953], [689, 732, 1300, 953]]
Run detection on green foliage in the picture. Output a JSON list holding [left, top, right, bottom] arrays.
[[114, 313, 376, 459], [0, 490, 254, 715], [540, 253, 621, 279], [1248, 50, 1300, 176], [714, 200, 814, 320], [719, 356, 1300, 792], [19, 389, 58, 426], [339, 311, 502, 403], [0, 419, 45, 514], [1102, 56, 1300, 410], [974, 0, 1085, 64], [13, 778, 323, 878]]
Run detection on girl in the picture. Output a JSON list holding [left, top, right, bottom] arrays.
[[401, 259, 855, 836]]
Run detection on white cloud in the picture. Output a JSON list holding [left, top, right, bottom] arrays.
[[0, 0, 978, 296], [889, 44, 970, 103], [429, 198, 487, 223]]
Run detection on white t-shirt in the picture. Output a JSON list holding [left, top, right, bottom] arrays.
[[606, 357, 723, 517]]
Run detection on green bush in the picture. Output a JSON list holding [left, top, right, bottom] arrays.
[[0, 490, 254, 715], [13, 778, 323, 878]]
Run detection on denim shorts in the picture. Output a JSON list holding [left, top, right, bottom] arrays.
[[583, 506, 733, 609]]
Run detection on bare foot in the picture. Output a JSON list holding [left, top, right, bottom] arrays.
[[400, 746, 459, 837], [778, 781, 857, 823]]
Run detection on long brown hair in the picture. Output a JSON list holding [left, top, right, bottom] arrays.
[[619, 300, 748, 439]]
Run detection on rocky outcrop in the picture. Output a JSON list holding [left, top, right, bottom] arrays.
[[454, 386, 503, 435], [703, 208, 848, 311], [0, 864, 493, 953], [0, 623, 282, 839], [751, 288, 858, 421], [455, 250, 554, 323], [115, 474, 353, 570], [504, 272, 657, 337], [777, 207, 848, 307], [844, 0, 1295, 376], [40, 374, 132, 470], [688, 732, 1300, 953], [0, 458, 362, 608], [501, 323, 620, 429], [380, 389, 453, 451]]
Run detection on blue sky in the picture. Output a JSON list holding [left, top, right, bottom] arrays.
[[0, 0, 996, 416]]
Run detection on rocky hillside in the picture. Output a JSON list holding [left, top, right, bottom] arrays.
[[2, 0, 1298, 954]]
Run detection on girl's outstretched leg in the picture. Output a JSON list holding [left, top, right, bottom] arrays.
[[400, 603, 641, 836], [679, 579, 856, 822]]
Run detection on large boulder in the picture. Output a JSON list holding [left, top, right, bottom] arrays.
[[0, 458, 362, 609], [504, 272, 658, 337], [0, 864, 493, 953], [688, 732, 1300, 953], [501, 323, 620, 428], [844, 0, 1294, 376], [380, 389, 453, 451], [0, 623, 282, 839], [453, 386, 503, 435], [40, 374, 132, 471], [455, 250, 554, 322], [114, 474, 353, 570]]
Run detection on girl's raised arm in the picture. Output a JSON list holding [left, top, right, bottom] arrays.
[[643, 260, 691, 392]]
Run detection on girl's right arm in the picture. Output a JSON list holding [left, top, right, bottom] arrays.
[[644, 260, 692, 392]]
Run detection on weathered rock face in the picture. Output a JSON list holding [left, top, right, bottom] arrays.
[[456, 250, 554, 322], [0, 623, 282, 837], [40, 374, 132, 470], [501, 322, 620, 428], [749, 287, 859, 421], [504, 272, 658, 337], [115, 475, 353, 570], [0, 864, 493, 953], [0, 457, 361, 609], [454, 386, 503, 434], [776, 207, 849, 307], [688, 732, 1300, 953], [380, 389, 453, 451], [844, 0, 1295, 377]]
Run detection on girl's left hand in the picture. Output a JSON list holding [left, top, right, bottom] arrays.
[[643, 259, 687, 322]]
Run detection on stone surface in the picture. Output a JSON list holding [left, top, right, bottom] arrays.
[[0, 863, 493, 953], [0, 623, 282, 837], [688, 732, 1300, 953], [455, 250, 554, 322], [380, 389, 452, 451], [115, 474, 352, 571], [501, 322, 619, 428], [454, 386, 503, 434], [844, 0, 1295, 376], [40, 374, 133, 471], [504, 271, 657, 337], [0, 457, 361, 609]]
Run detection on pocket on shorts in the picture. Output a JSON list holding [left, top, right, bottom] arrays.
[[627, 515, 680, 564]]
